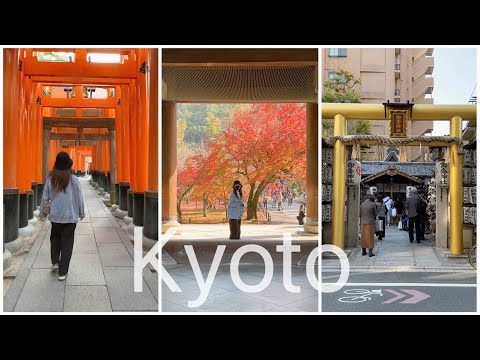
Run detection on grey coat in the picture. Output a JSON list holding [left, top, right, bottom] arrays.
[[406, 194, 420, 217], [360, 200, 377, 225], [375, 201, 387, 217]]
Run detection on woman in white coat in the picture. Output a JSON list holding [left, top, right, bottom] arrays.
[[228, 180, 244, 239]]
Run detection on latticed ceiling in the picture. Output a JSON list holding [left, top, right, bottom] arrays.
[[162, 64, 318, 103]]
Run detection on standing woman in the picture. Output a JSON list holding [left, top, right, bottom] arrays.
[[359, 194, 377, 257], [228, 180, 244, 239], [40, 152, 85, 281]]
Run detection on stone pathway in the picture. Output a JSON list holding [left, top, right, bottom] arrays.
[[323, 226, 475, 273], [162, 252, 318, 312], [3, 178, 158, 312]]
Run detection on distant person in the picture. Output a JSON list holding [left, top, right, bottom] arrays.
[[300, 192, 306, 207], [394, 197, 404, 225], [227, 180, 244, 239], [417, 191, 428, 240], [375, 195, 386, 241], [383, 194, 394, 226], [297, 204, 305, 225], [263, 194, 268, 211], [277, 194, 283, 211], [288, 192, 293, 206], [406, 188, 422, 243], [359, 194, 377, 257], [39, 152, 85, 281]]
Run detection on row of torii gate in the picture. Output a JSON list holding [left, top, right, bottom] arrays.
[[322, 103, 476, 255], [3, 48, 159, 256]]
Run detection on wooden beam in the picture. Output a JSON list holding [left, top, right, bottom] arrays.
[[41, 97, 116, 108], [52, 133, 109, 141], [60, 141, 97, 147], [32, 76, 131, 85], [162, 48, 318, 64], [43, 117, 115, 130], [24, 56, 137, 78]]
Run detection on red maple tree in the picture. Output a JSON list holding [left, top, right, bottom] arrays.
[[208, 103, 306, 220]]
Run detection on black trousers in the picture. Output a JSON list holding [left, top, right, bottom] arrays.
[[376, 216, 386, 239], [229, 219, 241, 239], [50, 222, 77, 276], [419, 214, 426, 239], [408, 216, 422, 242]]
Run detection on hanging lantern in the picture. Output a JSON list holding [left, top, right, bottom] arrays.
[[368, 186, 377, 195], [346, 160, 361, 186], [435, 162, 449, 188]]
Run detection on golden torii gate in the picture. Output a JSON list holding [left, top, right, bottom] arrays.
[[322, 103, 477, 255]]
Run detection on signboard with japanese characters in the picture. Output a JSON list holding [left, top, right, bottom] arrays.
[[346, 160, 361, 186], [435, 162, 449, 188], [322, 148, 333, 166]]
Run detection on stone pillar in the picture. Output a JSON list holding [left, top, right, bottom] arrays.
[[37, 183, 44, 209], [304, 103, 318, 233], [115, 181, 129, 218], [144, 191, 158, 246], [346, 184, 360, 248], [162, 101, 180, 233], [449, 116, 463, 254], [4, 188, 23, 254], [436, 186, 449, 248], [332, 114, 346, 248], [123, 189, 135, 225], [31, 181, 38, 209]]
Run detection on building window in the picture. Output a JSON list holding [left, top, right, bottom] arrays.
[[328, 48, 347, 57], [327, 71, 336, 80]]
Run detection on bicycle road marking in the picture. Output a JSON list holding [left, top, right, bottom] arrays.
[[324, 283, 476, 288]]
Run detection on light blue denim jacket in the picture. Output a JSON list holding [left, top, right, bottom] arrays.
[[40, 175, 85, 223], [228, 192, 244, 220]]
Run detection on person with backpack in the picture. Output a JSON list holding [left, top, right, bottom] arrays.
[[405, 188, 423, 243], [383, 194, 394, 226], [39, 152, 85, 281]]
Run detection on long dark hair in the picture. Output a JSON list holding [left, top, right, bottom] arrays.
[[233, 186, 243, 200], [51, 168, 72, 192]]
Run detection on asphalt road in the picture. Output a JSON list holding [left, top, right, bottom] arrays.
[[322, 271, 476, 312]]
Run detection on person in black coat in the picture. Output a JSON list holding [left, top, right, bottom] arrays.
[[297, 204, 305, 225]]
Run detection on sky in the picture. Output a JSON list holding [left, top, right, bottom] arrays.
[[431, 48, 477, 135]]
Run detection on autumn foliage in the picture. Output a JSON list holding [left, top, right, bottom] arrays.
[[178, 103, 306, 221]]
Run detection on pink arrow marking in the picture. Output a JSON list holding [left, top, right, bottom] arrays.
[[400, 289, 430, 304], [382, 289, 406, 304]]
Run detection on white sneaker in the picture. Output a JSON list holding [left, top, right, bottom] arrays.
[[58, 275, 66, 281], [52, 264, 59, 271]]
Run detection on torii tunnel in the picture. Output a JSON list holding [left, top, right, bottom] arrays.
[[3, 48, 158, 251]]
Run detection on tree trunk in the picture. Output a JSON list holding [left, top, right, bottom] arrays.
[[246, 181, 268, 220], [176, 200, 183, 224], [202, 193, 207, 217], [246, 183, 256, 219]]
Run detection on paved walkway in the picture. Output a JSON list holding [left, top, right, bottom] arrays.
[[323, 226, 475, 273], [162, 252, 318, 312], [162, 199, 317, 312], [4, 178, 158, 312]]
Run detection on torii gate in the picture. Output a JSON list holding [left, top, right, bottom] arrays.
[[322, 103, 476, 255]]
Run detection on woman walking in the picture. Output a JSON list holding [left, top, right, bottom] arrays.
[[40, 152, 85, 281], [228, 180, 244, 239], [359, 194, 377, 257]]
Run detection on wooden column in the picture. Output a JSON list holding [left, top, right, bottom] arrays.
[[162, 101, 180, 232], [304, 102, 318, 233], [42, 128, 51, 183], [109, 130, 117, 186]]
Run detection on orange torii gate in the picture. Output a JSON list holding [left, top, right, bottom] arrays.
[[3, 48, 158, 261]]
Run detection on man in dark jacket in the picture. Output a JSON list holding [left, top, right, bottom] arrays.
[[405, 188, 423, 243], [417, 191, 428, 240]]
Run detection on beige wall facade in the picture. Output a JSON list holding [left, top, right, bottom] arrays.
[[323, 48, 434, 161]]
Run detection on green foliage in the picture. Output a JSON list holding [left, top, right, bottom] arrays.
[[37, 52, 70, 62], [322, 69, 362, 104], [322, 69, 372, 137]]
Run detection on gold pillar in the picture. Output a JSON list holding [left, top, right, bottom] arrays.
[[304, 103, 318, 233], [449, 116, 463, 254], [162, 101, 180, 233], [332, 114, 346, 248]]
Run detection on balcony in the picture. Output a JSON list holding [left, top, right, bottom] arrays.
[[394, 89, 401, 101], [395, 62, 400, 79], [426, 48, 434, 56], [395, 48, 400, 56], [413, 56, 435, 77], [413, 76, 434, 100]]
